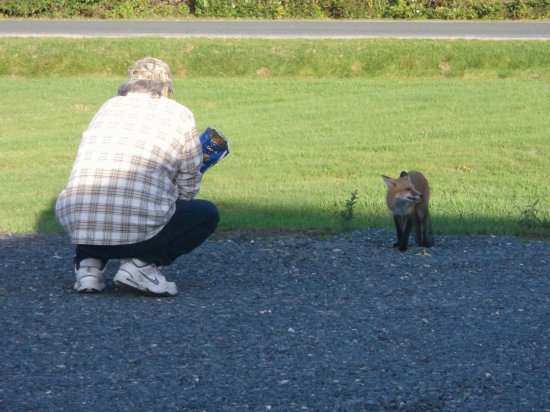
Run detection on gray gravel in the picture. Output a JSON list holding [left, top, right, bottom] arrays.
[[1, 229, 549, 411]]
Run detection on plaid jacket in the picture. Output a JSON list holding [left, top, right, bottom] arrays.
[[56, 93, 203, 245]]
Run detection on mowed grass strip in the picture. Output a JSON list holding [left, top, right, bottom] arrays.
[[1, 37, 549, 79], [1, 76, 548, 238]]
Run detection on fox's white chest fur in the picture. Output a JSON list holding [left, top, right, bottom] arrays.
[[391, 195, 415, 216]]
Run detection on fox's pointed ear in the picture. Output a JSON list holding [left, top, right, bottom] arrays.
[[382, 175, 395, 187]]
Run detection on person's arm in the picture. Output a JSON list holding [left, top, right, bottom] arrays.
[[175, 126, 203, 200]]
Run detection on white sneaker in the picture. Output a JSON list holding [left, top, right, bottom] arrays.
[[74, 258, 106, 293], [113, 258, 178, 297]]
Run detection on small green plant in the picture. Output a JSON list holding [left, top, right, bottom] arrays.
[[520, 199, 546, 229], [338, 190, 359, 228]]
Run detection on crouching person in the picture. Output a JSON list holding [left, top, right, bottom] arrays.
[[55, 57, 219, 297]]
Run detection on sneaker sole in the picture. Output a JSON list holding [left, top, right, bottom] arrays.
[[113, 278, 177, 297], [76, 287, 103, 293], [74, 277, 105, 293]]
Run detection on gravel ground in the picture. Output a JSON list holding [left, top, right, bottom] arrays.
[[1, 229, 549, 411]]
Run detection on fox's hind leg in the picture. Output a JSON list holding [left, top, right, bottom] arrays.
[[423, 212, 434, 247], [415, 210, 434, 247]]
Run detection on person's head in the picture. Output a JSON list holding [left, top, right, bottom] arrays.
[[118, 57, 173, 98]]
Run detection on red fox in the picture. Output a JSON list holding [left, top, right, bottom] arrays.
[[382, 171, 434, 252]]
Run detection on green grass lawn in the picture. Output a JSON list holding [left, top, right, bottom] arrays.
[[1, 76, 548, 238], [2, 38, 549, 80]]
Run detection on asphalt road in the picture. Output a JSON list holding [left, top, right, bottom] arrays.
[[1, 19, 550, 39]]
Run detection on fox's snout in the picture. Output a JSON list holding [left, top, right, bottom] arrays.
[[407, 192, 422, 203]]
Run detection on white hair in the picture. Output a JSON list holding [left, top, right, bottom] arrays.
[[117, 79, 173, 98]]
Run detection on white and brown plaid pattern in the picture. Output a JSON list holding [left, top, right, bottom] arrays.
[[56, 93, 202, 245]]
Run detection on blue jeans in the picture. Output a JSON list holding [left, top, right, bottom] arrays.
[[75, 199, 219, 268]]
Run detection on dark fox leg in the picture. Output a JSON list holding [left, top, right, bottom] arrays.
[[422, 211, 434, 247], [414, 210, 434, 247], [400, 218, 413, 251], [414, 212, 423, 246], [394, 215, 412, 252], [393, 215, 402, 248]]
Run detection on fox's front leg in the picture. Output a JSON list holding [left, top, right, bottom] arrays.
[[393, 215, 411, 251], [393, 215, 402, 248], [400, 219, 413, 251], [394, 215, 412, 252]]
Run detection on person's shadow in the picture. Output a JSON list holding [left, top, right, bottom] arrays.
[[35, 198, 63, 233]]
